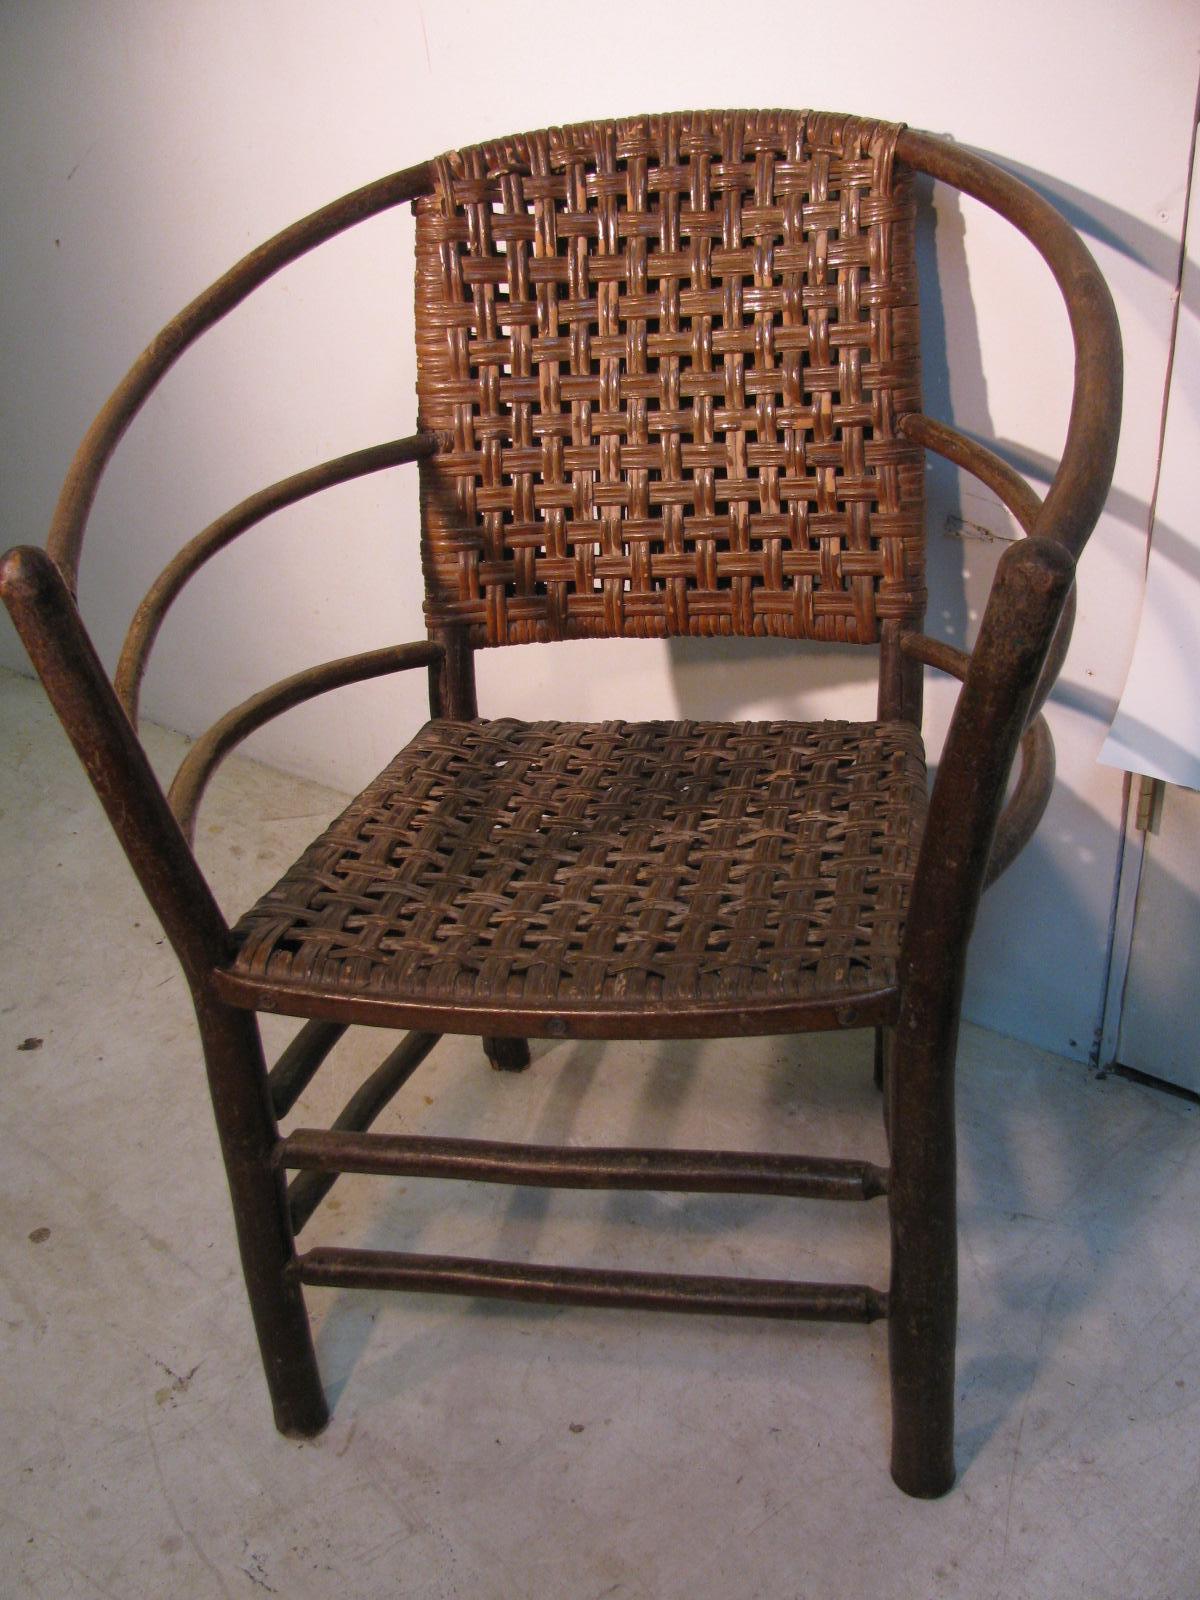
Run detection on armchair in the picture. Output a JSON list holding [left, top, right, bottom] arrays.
[[1, 111, 1121, 1497]]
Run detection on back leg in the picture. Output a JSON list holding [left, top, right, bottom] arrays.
[[484, 1036, 531, 1072]]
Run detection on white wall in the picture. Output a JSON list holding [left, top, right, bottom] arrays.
[[3, 1, 1196, 1061]]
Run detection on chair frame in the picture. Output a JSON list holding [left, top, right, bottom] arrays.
[[1, 119, 1121, 1498]]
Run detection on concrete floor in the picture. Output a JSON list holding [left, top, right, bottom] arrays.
[[2, 664, 1198, 1600]]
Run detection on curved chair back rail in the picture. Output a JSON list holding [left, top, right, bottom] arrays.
[[166, 639, 445, 846], [33, 121, 1116, 861], [0, 544, 234, 983], [895, 131, 1122, 560], [46, 162, 435, 592], [48, 132, 1120, 596], [0, 113, 1122, 1502], [115, 432, 439, 727]]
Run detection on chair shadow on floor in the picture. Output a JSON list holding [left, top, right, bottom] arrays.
[[305, 1027, 894, 1428]]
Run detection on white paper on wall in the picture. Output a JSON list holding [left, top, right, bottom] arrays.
[[1100, 137, 1200, 792]]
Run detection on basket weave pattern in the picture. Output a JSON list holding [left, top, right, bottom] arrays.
[[415, 110, 924, 647], [232, 716, 927, 1013]]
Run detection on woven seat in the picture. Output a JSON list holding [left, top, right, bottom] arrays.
[[227, 716, 927, 1029], [2, 109, 1121, 1499]]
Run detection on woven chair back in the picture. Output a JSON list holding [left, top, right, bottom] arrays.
[[414, 110, 925, 648]]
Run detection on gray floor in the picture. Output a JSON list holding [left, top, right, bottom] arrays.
[[2, 665, 1197, 1600]]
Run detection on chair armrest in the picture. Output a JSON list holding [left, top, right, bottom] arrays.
[[0, 545, 232, 982]]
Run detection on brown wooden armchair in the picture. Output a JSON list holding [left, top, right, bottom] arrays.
[[1, 111, 1120, 1498]]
